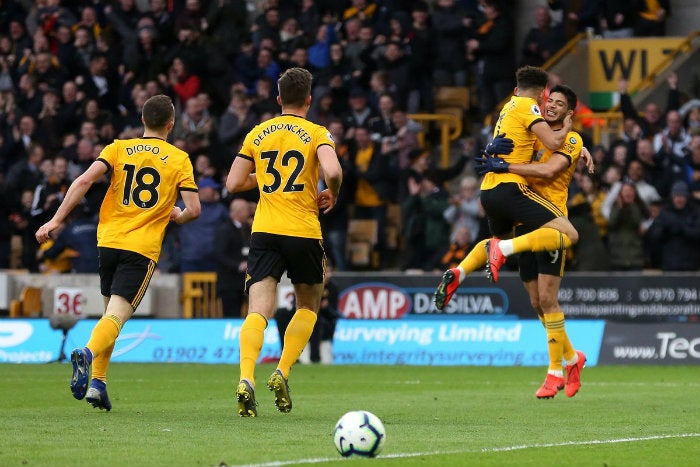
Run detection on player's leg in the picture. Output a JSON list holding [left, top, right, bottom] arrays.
[[536, 273, 568, 398], [237, 277, 277, 417], [435, 186, 512, 309], [84, 295, 134, 411], [267, 237, 325, 413], [434, 238, 490, 310], [486, 185, 578, 281]]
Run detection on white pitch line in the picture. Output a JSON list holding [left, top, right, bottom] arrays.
[[225, 433, 700, 467]]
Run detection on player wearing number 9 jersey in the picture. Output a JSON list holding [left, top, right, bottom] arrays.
[[35, 95, 201, 411], [226, 67, 342, 417]]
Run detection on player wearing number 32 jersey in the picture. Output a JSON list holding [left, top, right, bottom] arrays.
[[227, 67, 342, 417], [35, 95, 201, 411]]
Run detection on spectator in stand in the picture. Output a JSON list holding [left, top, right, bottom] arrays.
[[432, 0, 469, 87], [567, 173, 610, 270], [75, 52, 119, 114], [373, 40, 411, 107], [172, 95, 215, 151], [177, 177, 228, 272], [249, 76, 279, 117], [443, 174, 483, 244], [466, 0, 516, 121], [0, 175, 14, 268], [401, 169, 451, 271], [30, 154, 69, 227], [320, 118, 353, 271], [214, 198, 252, 317], [438, 225, 473, 271], [307, 22, 336, 72], [254, 46, 281, 85], [342, 19, 374, 83], [144, 0, 175, 46], [548, 0, 602, 38], [159, 56, 200, 110], [16, 73, 43, 119], [635, 0, 670, 36], [342, 86, 377, 140], [278, 17, 306, 63], [634, 137, 674, 198], [307, 87, 338, 128], [432, 0, 473, 86], [218, 88, 258, 162], [602, 159, 661, 220], [316, 42, 353, 90], [520, 5, 565, 67], [405, 1, 434, 113], [601, 1, 637, 38], [12, 188, 41, 271], [250, 6, 281, 50], [617, 78, 664, 139], [123, 21, 167, 86], [350, 124, 396, 268], [7, 19, 33, 58], [298, 0, 321, 43], [69, 5, 103, 41], [646, 181, 700, 271], [681, 134, 700, 202], [654, 109, 692, 165], [38, 204, 99, 273], [368, 92, 397, 141], [607, 181, 648, 271]]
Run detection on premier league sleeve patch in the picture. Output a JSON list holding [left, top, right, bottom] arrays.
[[530, 104, 541, 116]]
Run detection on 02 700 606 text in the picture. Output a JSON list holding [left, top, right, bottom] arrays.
[[558, 287, 619, 302]]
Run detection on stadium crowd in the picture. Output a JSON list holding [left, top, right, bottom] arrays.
[[1, 0, 699, 278]]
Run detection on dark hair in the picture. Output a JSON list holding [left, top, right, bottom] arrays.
[[549, 84, 578, 112], [141, 94, 174, 129], [277, 67, 312, 108], [516, 65, 549, 91]]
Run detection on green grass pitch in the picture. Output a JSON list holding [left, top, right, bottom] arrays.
[[1, 363, 698, 467]]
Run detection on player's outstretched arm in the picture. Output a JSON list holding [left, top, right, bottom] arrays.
[[317, 144, 342, 214], [35, 160, 107, 244]]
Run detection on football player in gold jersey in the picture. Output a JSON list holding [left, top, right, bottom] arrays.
[[435, 66, 580, 312], [487, 85, 590, 399], [226, 67, 342, 417], [36, 95, 201, 411]]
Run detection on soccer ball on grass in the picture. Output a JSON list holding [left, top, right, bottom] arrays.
[[333, 410, 386, 457]]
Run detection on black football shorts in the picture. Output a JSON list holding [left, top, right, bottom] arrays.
[[98, 247, 156, 310]]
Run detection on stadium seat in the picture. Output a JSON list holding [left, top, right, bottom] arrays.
[[181, 272, 223, 318], [347, 219, 379, 268], [9, 287, 43, 317], [434, 86, 470, 130]]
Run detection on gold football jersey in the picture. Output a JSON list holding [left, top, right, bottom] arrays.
[[529, 130, 582, 216], [96, 137, 197, 261], [481, 95, 545, 190], [239, 114, 335, 239]]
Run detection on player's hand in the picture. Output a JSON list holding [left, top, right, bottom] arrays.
[[35, 220, 59, 244], [580, 146, 595, 174], [484, 133, 513, 156], [317, 189, 337, 214], [170, 206, 183, 222], [475, 151, 510, 176]]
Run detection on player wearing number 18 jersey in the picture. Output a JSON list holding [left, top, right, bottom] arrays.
[[36, 95, 201, 411], [227, 67, 342, 417]]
